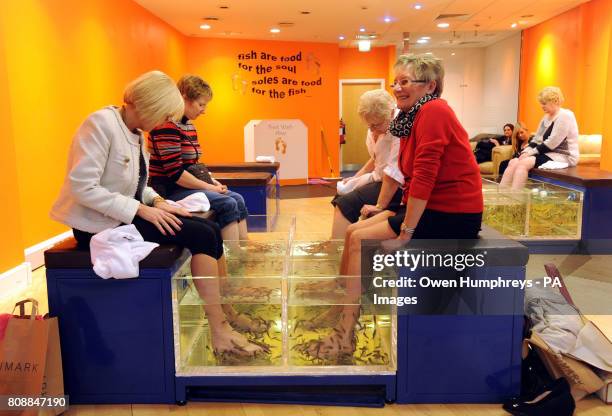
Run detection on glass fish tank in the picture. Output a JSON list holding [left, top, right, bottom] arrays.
[[172, 216, 397, 375], [482, 179, 583, 239]]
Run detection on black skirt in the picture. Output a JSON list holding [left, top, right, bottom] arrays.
[[387, 208, 482, 238], [331, 181, 403, 223]]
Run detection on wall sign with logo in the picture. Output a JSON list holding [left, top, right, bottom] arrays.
[[232, 50, 322, 99]]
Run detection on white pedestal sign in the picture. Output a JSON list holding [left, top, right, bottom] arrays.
[[244, 119, 308, 183]]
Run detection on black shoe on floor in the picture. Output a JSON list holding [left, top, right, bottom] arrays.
[[502, 377, 576, 416]]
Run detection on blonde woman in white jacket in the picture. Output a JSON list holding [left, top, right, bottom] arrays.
[[500, 86, 579, 190], [51, 71, 263, 357]]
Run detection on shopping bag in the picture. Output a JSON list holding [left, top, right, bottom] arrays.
[[0, 299, 65, 415]]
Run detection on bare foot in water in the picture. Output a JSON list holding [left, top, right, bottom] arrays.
[[305, 330, 356, 362], [211, 323, 267, 357], [222, 305, 270, 335], [227, 312, 270, 334]]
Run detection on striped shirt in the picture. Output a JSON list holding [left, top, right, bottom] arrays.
[[148, 116, 201, 184]]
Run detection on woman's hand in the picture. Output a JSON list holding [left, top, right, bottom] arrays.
[[381, 232, 412, 252], [360, 204, 382, 218], [136, 204, 183, 236], [155, 200, 192, 218], [210, 184, 228, 193], [490, 138, 500, 146]]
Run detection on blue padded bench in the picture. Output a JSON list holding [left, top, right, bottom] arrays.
[[395, 225, 528, 403]]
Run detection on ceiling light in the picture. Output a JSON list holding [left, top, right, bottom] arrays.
[[416, 39, 428, 44], [420, 36, 431, 40], [360, 27, 366, 32], [384, 17, 392, 23], [425, 52, 433, 55], [339, 35, 345, 40], [413, 3, 423, 10], [300, 11, 311, 15], [358, 39, 371, 52], [437, 22, 450, 28], [270, 28, 281, 33], [511, 23, 518, 28], [219, 5, 229, 9], [451, 52, 456, 56], [520, 14, 534, 18], [200, 24, 211, 30]]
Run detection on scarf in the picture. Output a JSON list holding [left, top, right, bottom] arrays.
[[389, 94, 439, 138]]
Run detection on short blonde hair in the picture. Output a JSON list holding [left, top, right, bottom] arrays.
[[123, 70, 184, 128], [394, 54, 445, 96], [177, 75, 213, 101], [538, 86, 564, 105], [358, 89, 396, 122]]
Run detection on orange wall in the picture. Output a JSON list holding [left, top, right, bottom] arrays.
[[602, 25, 612, 171], [518, 0, 612, 170], [0, 21, 24, 271], [185, 38, 340, 178], [0, 0, 188, 248], [339, 46, 396, 83]]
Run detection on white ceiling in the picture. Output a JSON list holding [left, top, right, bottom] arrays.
[[134, 0, 589, 49]]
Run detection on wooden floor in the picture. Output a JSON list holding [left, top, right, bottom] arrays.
[[2, 195, 610, 415]]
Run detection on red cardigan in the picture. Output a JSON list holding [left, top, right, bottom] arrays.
[[399, 99, 483, 213]]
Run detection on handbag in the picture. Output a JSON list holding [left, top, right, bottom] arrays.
[[186, 163, 215, 185]]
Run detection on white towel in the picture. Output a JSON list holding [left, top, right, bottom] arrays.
[[539, 160, 569, 170], [256, 155, 275, 163], [167, 192, 210, 212], [90, 224, 159, 279], [336, 173, 374, 195]]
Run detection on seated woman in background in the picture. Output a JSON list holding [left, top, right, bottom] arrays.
[[50, 71, 262, 356], [500, 86, 579, 190], [330, 89, 404, 239], [498, 122, 532, 177], [149, 75, 248, 241], [473, 123, 514, 164]]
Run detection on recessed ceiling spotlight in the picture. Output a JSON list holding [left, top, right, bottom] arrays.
[[425, 52, 433, 55], [359, 27, 366, 32], [270, 27, 281, 33], [520, 14, 534, 18], [219, 5, 229, 9], [300, 11, 311, 15], [200, 24, 211, 30], [413, 3, 423, 10], [420, 36, 431, 40], [339, 35, 345, 40], [416, 38, 428, 44], [511, 23, 518, 28], [437, 22, 450, 28], [451, 52, 456, 56], [384, 17, 392, 23]]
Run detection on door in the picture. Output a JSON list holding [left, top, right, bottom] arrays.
[[341, 82, 381, 171]]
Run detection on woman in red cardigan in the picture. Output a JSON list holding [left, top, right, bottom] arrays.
[[308, 54, 483, 361]]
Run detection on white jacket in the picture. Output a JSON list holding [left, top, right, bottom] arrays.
[[50, 106, 159, 233]]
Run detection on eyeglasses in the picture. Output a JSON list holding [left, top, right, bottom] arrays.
[[390, 78, 427, 89]]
